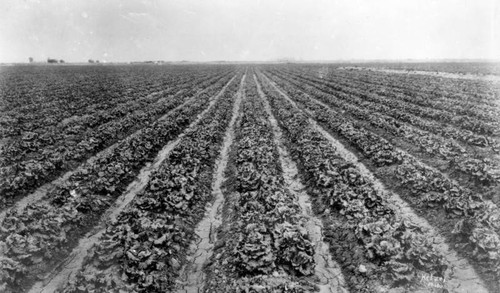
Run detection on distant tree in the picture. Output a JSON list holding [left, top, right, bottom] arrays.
[[29, 57, 34, 63], [59, 59, 65, 63], [47, 58, 58, 63], [88, 59, 95, 63], [95, 60, 100, 63]]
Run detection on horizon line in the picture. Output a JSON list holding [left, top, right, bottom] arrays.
[[2, 58, 500, 65]]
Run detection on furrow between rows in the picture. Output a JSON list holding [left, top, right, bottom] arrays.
[[257, 71, 490, 293], [0, 74, 240, 293], [54, 72, 245, 293], [175, 71, 244, 293], [261, 71, 500, 291], [27, 73, 241, 293], [255, 74, 348, 293], [0, 71, 235, 210]]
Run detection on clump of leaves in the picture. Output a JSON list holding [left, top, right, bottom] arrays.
[[233, 223, 276, 275], [273, 222, 315, 276], [0, 255, 26, 290], [452, 219, 500, 277]]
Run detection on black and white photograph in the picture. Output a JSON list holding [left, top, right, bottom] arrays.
[[0, 0, 499, 292]]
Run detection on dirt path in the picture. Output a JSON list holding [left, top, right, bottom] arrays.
[[255, 74, 348, 293], [260, 72, 490, 293], [0, 76, 236, 224], [175, 74, 245, 293], [26, 75, 238, 293], [338, 66, 500, 83]]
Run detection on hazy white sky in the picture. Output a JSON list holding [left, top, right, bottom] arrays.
[[0, 0, 499, 62]]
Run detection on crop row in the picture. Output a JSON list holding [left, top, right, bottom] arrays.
[[0, 65, 170, 112], [0, 67, 233, 161], [274, 67, 499, 137], [264, 71, 500, 190], [0, 69, 230, 167], [0, 65, 131, 112], [290, 64, 499, 110], [0, 71, 234, 209], [329, 68, 500, 114], [204, 73, 317, 292], [60, 73, 245, 293], [0, 73, 240, 292], [355, 62, 500, 76], [0, 65, 232, 117], [0, 66, 213, 138], [260, 73, 500, 289], [257, 72, 457, 292], [273, 69, 494, 150]]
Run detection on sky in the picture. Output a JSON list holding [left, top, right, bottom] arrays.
[[0, 0, 499, 63]]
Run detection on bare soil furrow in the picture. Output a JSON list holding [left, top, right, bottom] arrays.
[[275, 68, 499, 141], [266, 71, 500, 197], [261, 72, 489, 293], [0, 76, 237, 224], [3, 63, 497, 293], [256, 75, 348, 293], [26, 75, 239, 293], [287, 79, 500, 205], [309, 121, 488, 293], [176, 74, 244, 293]]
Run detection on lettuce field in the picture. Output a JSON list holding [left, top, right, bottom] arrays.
[[0, 63, 499, 293]]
